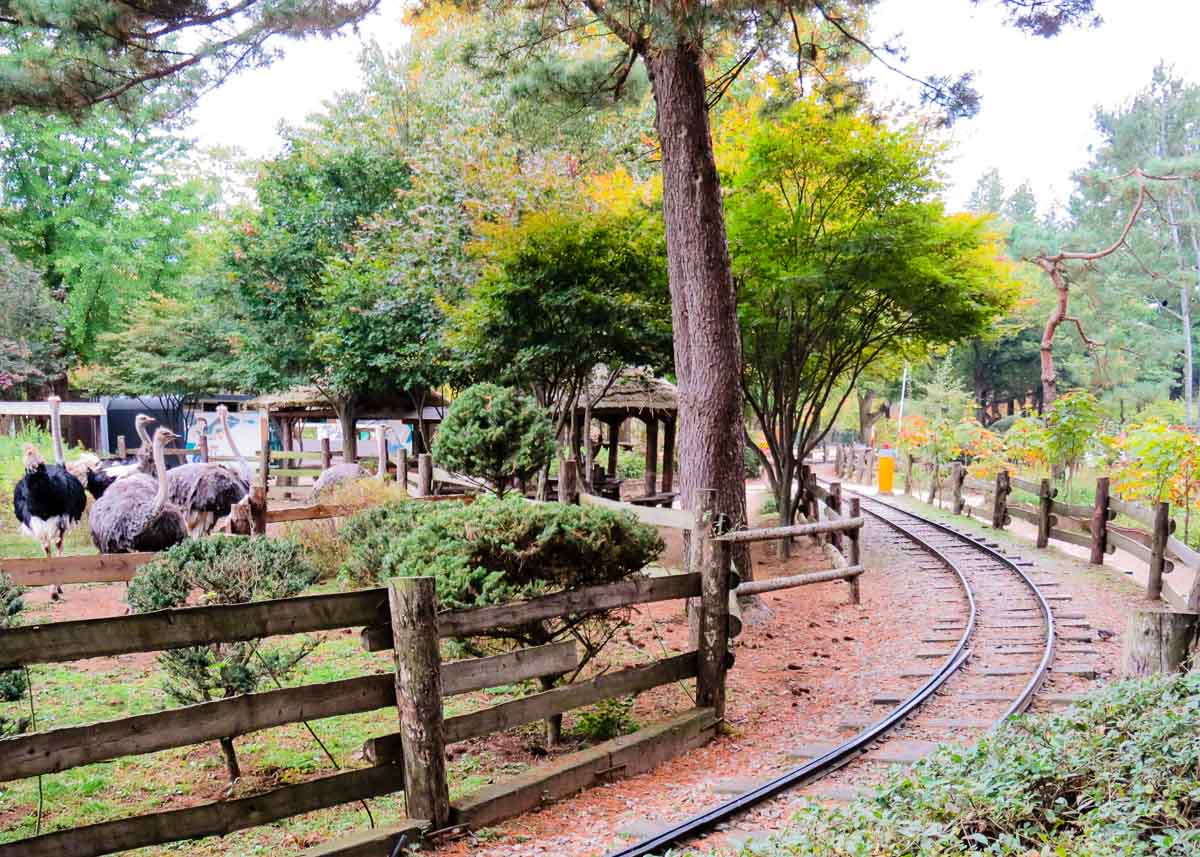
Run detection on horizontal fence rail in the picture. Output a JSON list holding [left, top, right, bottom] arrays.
[[0, 642, 578, 782]]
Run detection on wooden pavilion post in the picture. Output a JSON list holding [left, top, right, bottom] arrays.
[[376, 425, 389, 481], [606, 418, 621, 479], [279, 417, 294, 488], [257, 408, 270, 491], [644, 416, 659, 496], [662, 415, 676, 494]]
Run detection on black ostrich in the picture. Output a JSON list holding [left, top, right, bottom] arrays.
[[13, 397, 87, 597]]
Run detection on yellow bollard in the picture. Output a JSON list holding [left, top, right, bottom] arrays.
[[877, 452, 895, 495]]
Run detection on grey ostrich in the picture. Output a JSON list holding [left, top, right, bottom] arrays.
[[309, 462, 366, 500], [90, 427, 189, 553], [165, 410, 250, 537]]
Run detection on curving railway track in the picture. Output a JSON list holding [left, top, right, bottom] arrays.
[[607, 488, 1069, 857]]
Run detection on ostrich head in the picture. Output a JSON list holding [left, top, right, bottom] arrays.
[[23, 443, 43, 473], [135, 414, 156, 431]]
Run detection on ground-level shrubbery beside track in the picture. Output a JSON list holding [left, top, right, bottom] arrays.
[[730, 674, 1200, 857]]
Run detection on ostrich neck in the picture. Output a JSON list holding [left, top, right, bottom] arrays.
[[49, 401, 65, 466], [136, 419, 153, 451], [151, 439, 169, 514], [221, 411, 250, 478]]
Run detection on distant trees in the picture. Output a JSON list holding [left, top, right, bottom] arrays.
[[73, 293, 257, 431], [0, 101, 212, 363], [725, 97, 1017, 536], [0, 246, 65, 397]]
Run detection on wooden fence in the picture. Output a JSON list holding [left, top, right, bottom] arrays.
[[0, 563, 725, 857], [828, 444, 1199, 609]]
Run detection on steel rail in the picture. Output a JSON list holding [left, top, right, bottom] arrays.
[[853, 492, 1057, 722], [606, 486, 1058, 857], [604, 491, 981, 857]]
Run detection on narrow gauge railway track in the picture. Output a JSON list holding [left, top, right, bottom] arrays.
[[607, 489, 1057, 857]]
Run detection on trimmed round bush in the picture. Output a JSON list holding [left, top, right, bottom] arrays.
[[432, 383, 556, 496]]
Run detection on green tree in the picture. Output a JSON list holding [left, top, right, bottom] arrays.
[[431, 384, 556, 497], [1044, 389, 1103, 492], [73, 293, 257, 430], [726, 97, 1017, 536], [0, 245, 65, 397], [0, 104, 211, 362], [453, 208, 672, 452], [227, 131, 414, 453]]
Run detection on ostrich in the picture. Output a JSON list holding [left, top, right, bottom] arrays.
[[68, 413, 157, 500], [12, 396, 87, 559], [89, 428, 189, 553], [309, 462, 366, 500], [164, 411, 249, 538], [215, 405, 253, 483]]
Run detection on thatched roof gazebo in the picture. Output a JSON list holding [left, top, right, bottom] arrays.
[[245, 386, 448, 459], [574, 370, 678, 502]]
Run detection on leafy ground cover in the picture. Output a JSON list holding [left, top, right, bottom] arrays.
[[732, 673, 1200, 857]]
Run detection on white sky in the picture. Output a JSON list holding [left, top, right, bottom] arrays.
[[190, 0, 1200, 214]]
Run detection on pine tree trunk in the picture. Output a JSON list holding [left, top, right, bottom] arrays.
[[645, 44, 750, 578]]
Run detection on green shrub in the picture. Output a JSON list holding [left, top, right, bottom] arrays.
[[742, 673, 1200, 857], [341, 495, 663, 607], [338, 495, 663, 666], [0, 573, 26, 703], [432, 384, 556, 496], [127, 536, 320, 782], [571, 695, 639, 741], [617, 447, 644, 479], [337, 500, 430, 587], [759, 495, 779, 516]]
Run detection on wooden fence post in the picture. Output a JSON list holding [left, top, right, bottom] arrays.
[[397, 449, 409, 491], [1121, 609, 1199, 675], [228, 499, 251, 535], [834, 445, 844, 477], [992, 470, 1011, 530], [829, 482, 843, 552], [117, 435, 127, 458], [320, 437, 332, 471], [376, 426, 389, 481], [696, 497, 731, 721], [258, 409, 270, 491], [417, 453, 433, 498], [805, 468, 819, 525], [249, 487, 267, 536], [1148, 501, 1172, 601], [197, 432, 209, 464], [1037, 478, 1054, 549], [904, 455, 914, 496], [950, 463, 965, 515], [387, 577, 451, 827], [558, 459, 579, 505], [847, 497, 862, 605], [1089, 476, 1110, 565]]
